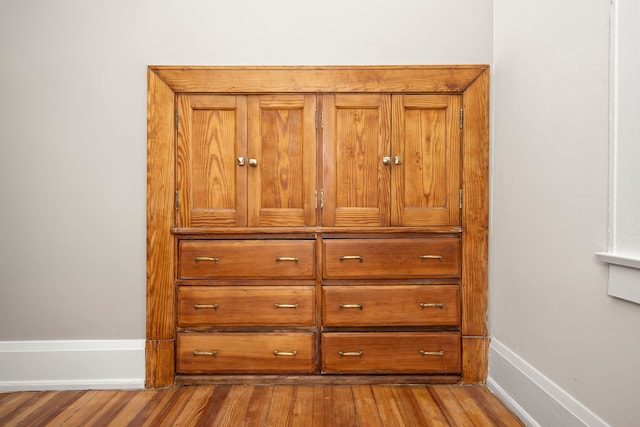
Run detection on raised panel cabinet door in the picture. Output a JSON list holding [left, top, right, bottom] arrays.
[[248, 95, 317, 226], [176, 94, 248, 227], [391, 95, 461, 226], [322, 94, 391, 226]]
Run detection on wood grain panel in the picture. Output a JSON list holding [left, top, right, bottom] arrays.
[[145, 339, 175, 388], [323, 237, 460, 279], [177, 286, 315, 327], [461, 68, 490, 339], [391, 95, 461, 226], [322, 332, 460, 374], [248, 94, 317, 227], [179, 239, 316, 279], [176, 94, 248, 227], [462, 337, 489, 384], [323, 285, 460, 327], [322, 94, 391, 226], [149, 66, 487, 93], [146, 69, 176, 341], [177, 332, 315, 374]]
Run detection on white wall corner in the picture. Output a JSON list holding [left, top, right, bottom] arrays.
[[488, 339, 611, 427], [0, 340, 146, 392]]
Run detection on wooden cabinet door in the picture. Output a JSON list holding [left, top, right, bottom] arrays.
[[322, 94, 391, 226], [391, 95, 461, 226], [248, 95, 316, 226], [176, 95, 248, 227]]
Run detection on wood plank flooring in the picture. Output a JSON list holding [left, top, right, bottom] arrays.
[[0, 384, 523, 426]]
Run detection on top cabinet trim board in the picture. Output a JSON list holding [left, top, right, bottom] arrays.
[[149, 65, 487, 93]]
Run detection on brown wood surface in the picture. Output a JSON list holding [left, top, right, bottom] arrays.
[[178, 286, 315, 327], [248, 94, 317, 227], [144, 339, 174, 389], [459, 68, 490, 383], [176, 94, 248, 227], [322, 94, 391, 227], [323, 285, 460, 327], [149, 65, 488, 93], [146, 69, 177, 388], [177, 332, 316, 374], [462, 337, 490, 385], [391, 94, 462, 226], [0, 385, 523, 426], [323, 237, 460, 279], [179, 239, 316, 279], [461, 68, 490, 339], [321, 332, 460, 374]]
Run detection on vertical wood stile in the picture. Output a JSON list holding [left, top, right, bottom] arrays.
[[460, 67, 490, 383], [146, 68, 177, 387]]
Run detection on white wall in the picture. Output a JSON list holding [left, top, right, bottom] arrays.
[[0, 0, 492, 342], [492, 0, 640, 425], [0, 0, 496, 389]]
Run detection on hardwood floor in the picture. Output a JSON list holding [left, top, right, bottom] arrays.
[[0, 384, 523, 426]]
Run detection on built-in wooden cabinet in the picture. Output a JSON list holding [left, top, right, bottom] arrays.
[[147, 66, 489, 387]]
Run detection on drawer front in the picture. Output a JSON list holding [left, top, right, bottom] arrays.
[[179, 240, 315, 279], [323, 285, 459, 327], [177, 333, 315, 374], [178, 286, 315, 327], [323, 238, 460, 279], [322, 332, 460, 374]]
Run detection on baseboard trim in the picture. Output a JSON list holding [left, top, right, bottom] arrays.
[[488, 338, 610, 427], [0, 339, 145, 392]]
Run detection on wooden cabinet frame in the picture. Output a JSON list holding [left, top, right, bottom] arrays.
[[147, 66, 489, 387]]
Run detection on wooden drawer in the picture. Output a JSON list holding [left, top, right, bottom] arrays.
[[322, 332, 460, 374], [179, 240, 315, 279], [323, 238, 460, 279], [323, 285, 459, 327], [177, 332, 315, 374], [178, 286, 315, 327]]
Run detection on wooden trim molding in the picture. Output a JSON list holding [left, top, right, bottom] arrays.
[[146, 66, 490, 387]]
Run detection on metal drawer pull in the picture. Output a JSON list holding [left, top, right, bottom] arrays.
[[419, 255, 443, 262], [420, 350, 445, 356], [339, 351, 364, 357], [195, 257, 219, 264], [275, 257, 300, 264], [193, 350, 218, 357], [194, 304, 219, 310], [339, 304, 363, 310], [419, 303, 444, 309], [339, 255, 363, 263], [274, 304, 299, 309], [273, 350, 298, 357]]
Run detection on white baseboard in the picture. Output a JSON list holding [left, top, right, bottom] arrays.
[[488, 339, 610, 427], [0, 339, 145, 392]]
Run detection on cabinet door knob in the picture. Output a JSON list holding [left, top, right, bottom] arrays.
[[249, 158, 258, 167], [394, 155, 403, 165], [237, 157, 246, 166], [382, 156, 392, 165]]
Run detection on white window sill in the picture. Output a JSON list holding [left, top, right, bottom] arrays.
[[595, 252, 640, 304], [595, 252, 640, 270]]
